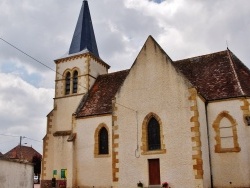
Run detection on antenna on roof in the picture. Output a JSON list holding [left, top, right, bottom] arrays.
[[226, 40, 229, 49]]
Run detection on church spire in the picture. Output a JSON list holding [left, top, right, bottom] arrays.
[[69, 0, 99, 57]]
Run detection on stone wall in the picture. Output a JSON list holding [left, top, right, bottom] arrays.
[[0, 158, 33, 188]]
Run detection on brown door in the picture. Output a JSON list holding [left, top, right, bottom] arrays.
[[148, 158, 161, 185]]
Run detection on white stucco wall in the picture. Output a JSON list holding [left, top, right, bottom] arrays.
[[89, 58, 108, 87], [0, 159, 33, 188], [207, 99, 250, 187], [43, 54, 108, 185], [196, 96, 211, 188], [114, 37, 198, 188], [75, 115, 113, 187], [54, 96, 83, 131]]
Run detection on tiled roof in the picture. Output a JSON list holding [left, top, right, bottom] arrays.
[[76, 70, 129, 117], [174, 49, 250, 101], [3, 145, 42, 162], [76, 47, 250, 118]]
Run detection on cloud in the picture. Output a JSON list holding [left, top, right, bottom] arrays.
[[0, 0, 250, 154], [0, 73, 54, 153]]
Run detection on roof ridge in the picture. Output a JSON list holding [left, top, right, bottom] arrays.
[[99, 69, 130, 77], [174, 50, 228, 62], [226, 49, 245, 95]]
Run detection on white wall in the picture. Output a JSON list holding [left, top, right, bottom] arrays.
[[115, 37, 198, 188], [75, 115, 113, 187], [0, 159, 34, 188], [207, 99, 250, 187], [197, 96, 211, 188]]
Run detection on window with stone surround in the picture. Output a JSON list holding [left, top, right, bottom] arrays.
[[141, 113, 166, 155], [148, 117, 161, 150], [99, 127, 108, 154], [65, 72, 71, 95], [212, 111, 241, 153], [73, 70, 78, 93], [94, 124, 110, 157]]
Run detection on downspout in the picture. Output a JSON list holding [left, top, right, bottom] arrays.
[[205, 101, 213, 188]]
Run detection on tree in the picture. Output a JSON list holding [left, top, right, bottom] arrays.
[[32, 154, 42, 175]]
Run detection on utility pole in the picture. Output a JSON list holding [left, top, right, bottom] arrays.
[[19, 136, 26, 160]]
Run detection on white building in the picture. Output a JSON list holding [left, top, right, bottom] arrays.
[[41, 1, 250, 187], [0, 158, 34, 188]]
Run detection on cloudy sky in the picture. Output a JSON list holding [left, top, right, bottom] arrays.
[[0, 0, 250, 154]]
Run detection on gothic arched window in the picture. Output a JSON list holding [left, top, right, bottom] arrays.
[[99, 127, 109, 154], [213, 111, 241, 153], [65, 72, 71, 95], [148, 117, 161, 150], [73, 71, 78, 93]]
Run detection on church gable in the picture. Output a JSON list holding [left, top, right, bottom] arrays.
[[119, 35, 192, 98], [112, 36, 201, 187]]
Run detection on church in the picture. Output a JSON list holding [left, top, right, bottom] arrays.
[[41, 1, 250, 188]]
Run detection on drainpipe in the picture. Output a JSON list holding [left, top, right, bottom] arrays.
[[205, 102, 213, 188]]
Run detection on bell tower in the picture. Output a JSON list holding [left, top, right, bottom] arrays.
[[42, 1, 110, 187], [54, 0, 109, 100]]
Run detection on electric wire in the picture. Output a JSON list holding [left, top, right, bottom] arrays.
[[0, 38, 143, 155], [0, 133, 42, 142], [0, 37, 88, 90], [0, 133, 20, 138], [115, 102, 140, 158]]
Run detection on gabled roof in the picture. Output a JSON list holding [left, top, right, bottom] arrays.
[[69, 0, 99, 57], [75, 35, 250, 118], [174, 49, 250, 101], [3, 145, 42, 162], [76, 70, 129, 117]]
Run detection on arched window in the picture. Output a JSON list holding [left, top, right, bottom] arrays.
[[148, 117, 161, 150], [65, 72, 71, 95], [99, 127, 109, 154], [73, 71, 78, 94], [213, 111, 241, 153], [141, 113, 166, 155]]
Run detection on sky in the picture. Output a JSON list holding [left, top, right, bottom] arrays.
[[0, 0, 250, 154]]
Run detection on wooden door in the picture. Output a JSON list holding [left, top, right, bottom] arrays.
[[148, 158, 161, 185]]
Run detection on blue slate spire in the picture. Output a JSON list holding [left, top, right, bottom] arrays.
[[69, 0, 99, 57]]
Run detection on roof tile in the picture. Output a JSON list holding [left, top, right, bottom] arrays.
[[174, 50, 250, 101], [77, 70, 129, 117]]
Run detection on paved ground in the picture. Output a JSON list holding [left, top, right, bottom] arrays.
[[34, 184, 40, 188]]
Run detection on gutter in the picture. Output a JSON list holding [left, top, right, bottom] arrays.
[[205, 101, 214, 188]]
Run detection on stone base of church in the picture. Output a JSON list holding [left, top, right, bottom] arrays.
[[41, 179, 67, 188]]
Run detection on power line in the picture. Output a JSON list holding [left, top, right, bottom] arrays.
[[0, 37, 56, 73], [0, 133, 20, 138], [0, 37, 88, 90], [0, 133, 42, 142], [25, 137, 42, 143]]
